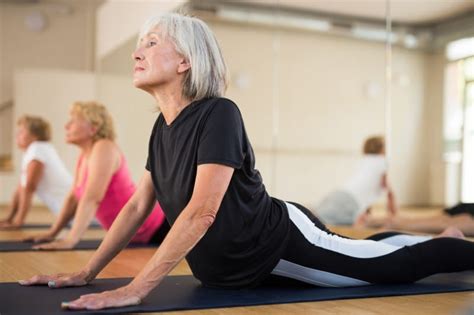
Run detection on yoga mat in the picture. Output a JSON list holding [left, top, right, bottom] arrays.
[[0, 240, 155, 252], [21, 223, 103, 230], [1, 272, 473, 315]]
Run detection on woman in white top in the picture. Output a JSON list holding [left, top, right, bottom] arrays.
[[0, 115, 72, 229], [314, 136, 397, 225]]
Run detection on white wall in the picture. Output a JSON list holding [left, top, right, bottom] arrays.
[[0, 0, 98, 105], [0, 6, 449, 208], [96, 17, 439, 207], [96, 0, 185, 60]]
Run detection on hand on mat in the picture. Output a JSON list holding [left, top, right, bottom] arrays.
[[19, 270, 90, 287], [62, 284, 143, 310], [0, 221, 22, 230], [32, 238, 77, 250], [22, 232, 55, 243]]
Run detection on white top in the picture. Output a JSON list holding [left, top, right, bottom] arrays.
[[342, 155, 387, 215], [21, 141, 72, 215]]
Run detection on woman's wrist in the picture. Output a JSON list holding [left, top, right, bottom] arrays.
[[129, 277, 156, 299], [81, 267, 96, 283]]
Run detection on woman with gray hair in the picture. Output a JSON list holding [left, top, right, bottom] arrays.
[[20, 13, 474, 311]]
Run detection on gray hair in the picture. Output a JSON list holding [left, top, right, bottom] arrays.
[[139, 13, 228, 101]]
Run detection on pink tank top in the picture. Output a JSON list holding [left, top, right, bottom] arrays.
[[74, 153, 165, 243]]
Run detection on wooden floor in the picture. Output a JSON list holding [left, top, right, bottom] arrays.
[[1, 205, 473, 315]]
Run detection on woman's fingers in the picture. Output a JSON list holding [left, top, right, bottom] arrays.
[[49, 275, 87, 288], [19, 272, 88, 288], [18, 274, 54, 286], [63, 289, 142, 310]]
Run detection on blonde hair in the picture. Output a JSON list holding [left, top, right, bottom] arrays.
[[17, 115, 51, 141], [71, 101, 116, 141], [363, 136, 385, 154], [139, 13, 228, 101]]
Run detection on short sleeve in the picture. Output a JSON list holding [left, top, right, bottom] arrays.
[[28, 143, 49, 163], [197, 99, 245, 169]]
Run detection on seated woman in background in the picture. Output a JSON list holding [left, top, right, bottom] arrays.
[[314, 136, 397, 226], [0, 115, 72, 229], [25, 101, 169, 249]]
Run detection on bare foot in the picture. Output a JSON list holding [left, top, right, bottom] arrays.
[[437, 226, 465, 239]]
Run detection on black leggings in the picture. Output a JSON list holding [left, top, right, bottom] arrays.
[[271, 202, 474, 286], [444, 203, 474, 217]]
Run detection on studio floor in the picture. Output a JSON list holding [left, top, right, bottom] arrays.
[[1, 205, 473, 315]]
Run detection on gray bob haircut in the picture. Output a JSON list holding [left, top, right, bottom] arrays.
[[139, 13, 228, 101]]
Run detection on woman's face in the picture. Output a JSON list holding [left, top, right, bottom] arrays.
[[16, 124, 36, 150], [132, 29, 190, 91], [64, 113, 96, 145]]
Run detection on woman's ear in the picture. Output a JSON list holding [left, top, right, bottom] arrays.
[[177, 58, 191, 74], [90, 125, 99, 137]]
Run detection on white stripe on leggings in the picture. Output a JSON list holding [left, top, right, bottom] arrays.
[[271, 259, 370, 287], [285, 202, 401, 258], [378, 234, 432, 247]]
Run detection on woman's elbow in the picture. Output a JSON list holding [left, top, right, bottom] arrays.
[[192, 204, 219, 230]]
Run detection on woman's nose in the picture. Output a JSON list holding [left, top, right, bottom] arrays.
[[132, 48, 144, 61]]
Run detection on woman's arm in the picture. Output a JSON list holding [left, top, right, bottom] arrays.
[[0, 185, 20, 225], [64, 163, 234, 310], [0, 161, 43, 229], [23, 191, 78, 243], [20, 169, 159, 287], [23, 152, 83, 242], [34, 140, 120, 250], [382, 173, 398, 216]]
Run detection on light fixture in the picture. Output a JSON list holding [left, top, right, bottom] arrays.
[[217, 6, 332, 33]]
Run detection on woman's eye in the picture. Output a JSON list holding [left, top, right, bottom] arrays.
[[147, 41, 157, 47]]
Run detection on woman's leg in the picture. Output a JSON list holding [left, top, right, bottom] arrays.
[[364, 231, 432, 246], [271, 202, 474, 287], [388, 213, 474, 236]]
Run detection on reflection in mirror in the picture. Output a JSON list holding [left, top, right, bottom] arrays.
[[385, 0, 474, 210]]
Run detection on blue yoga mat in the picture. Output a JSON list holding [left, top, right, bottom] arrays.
[[1, 272, 473, 314], [0, 240, 155, 252]]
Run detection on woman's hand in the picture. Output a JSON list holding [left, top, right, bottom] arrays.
[[32, 238, 78, 250], [22, 231, 56, 243], [19, 269, 91, 288], [62, 283, 144, 311], [0, 221, 22, 230]]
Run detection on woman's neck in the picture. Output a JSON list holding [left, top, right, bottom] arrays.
[[78, 139, 95, 157], [150, 85, 192, 126]]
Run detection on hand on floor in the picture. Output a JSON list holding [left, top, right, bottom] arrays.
[[19, 269, 90, 288], [62, 284, 143, 310], [22, 232, 55, 243], [32, 239, 76, 250], [0, 221, 22, 230]]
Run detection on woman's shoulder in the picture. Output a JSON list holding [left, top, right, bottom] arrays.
[[205, 97, 241, 117], [26, 141, 55, 157], [91, 139, 120, 156]]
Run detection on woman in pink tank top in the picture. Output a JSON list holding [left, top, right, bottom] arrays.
[[25, 101, 168, 250]]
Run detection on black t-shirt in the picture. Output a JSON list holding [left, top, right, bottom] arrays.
[[146, 97, 290, 288]]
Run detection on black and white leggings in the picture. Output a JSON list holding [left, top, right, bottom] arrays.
[[271, 202, 474, 287]]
